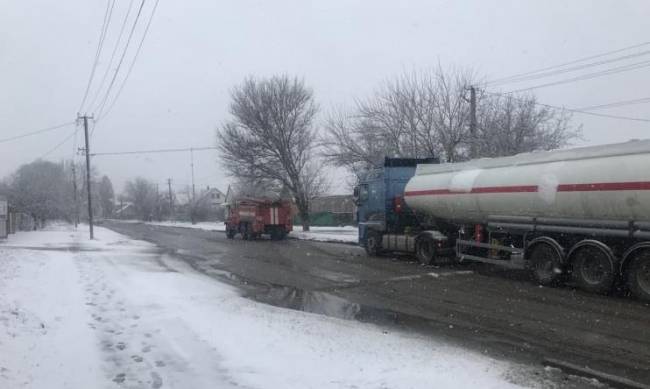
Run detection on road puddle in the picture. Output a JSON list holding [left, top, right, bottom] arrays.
[[245, 284, 403, 325]]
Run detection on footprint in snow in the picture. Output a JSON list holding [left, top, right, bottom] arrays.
[[150, 372, 163, 389], [112, 373, 126, 383]]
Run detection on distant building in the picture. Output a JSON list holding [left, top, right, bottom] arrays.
[[199, 186, 226, 210]]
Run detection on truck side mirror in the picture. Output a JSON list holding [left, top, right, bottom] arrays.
[[354, 185, 369, 205]]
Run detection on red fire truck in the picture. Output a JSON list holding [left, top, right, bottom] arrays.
[[225, 198, 293, 240]]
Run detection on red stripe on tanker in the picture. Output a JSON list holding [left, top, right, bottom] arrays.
[[404, 181, 650, 196]]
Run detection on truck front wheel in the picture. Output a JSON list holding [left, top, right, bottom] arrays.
[[226, 228, 236, 239], [627, 251, 650, 302], [416, 237, 435, 265], [365, 231, 382, 256]]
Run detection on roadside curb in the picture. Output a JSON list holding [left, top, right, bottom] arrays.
[[543, 358, 650, 389]]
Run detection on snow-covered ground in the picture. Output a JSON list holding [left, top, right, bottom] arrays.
[[116, 219, 359, 244], [0, 224, 530, 388], [289, 225, 358, 244]]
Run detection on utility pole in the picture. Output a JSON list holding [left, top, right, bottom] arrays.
[[155, 183, 160, 221], [71, 164, 79, 228], [167, 178, 174, 220], [190, 148, 196, 201], [78, 114, 94, 239], [464, 86, 478, 159]]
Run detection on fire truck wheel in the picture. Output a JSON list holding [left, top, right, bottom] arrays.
[[626, 251, 650, 302], [365, 231, 382, 256], [226, 229, 235, 239]]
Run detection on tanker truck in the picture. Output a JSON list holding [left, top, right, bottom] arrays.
[[354, 140, 650, 301]]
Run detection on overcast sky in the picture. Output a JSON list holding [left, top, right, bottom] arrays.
[[2, 0, 650, 194]]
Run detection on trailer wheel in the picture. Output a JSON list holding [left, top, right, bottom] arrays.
[[626, 251, 650, 302], [529, 242, 563, 286], [226, 228, 236, 239], [365, 231, 382, 256], [416, 237, 435, 265], [571, 243, 615, 294]]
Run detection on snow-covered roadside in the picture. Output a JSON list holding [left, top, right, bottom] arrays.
[[1, 224, 529, 388], [145, 220, 226, 232], [289, 225, 358, 243], [113, 219, 359, 244]]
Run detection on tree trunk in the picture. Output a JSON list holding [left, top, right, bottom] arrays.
[[296, 198, 310, 231]]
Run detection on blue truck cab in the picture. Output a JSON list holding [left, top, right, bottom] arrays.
[[354, 157, 444, 261]]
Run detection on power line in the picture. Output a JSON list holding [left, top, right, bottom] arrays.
[[482, 90, 650, 122], [574, 96, 650, 111], [504, 58, 650, 94], [91, 146, 219, 157], [0, 121, 75, 144], [486, 49, 650, 87], [93, 0, 147, 119], [38, 129, 79, 160], [87, 0, 137, 111], [100, 0, 160, 121], [485, 40, 650, 85], [78, 0, 117, 113]]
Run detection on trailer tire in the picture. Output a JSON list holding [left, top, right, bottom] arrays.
[[365, 231, 382, 256], [570, 242, 616, 294], [626, 251, 650, 302], [416, 237, 435, 265], [226, 228, 236, 239], [529, 242, 563, 286]]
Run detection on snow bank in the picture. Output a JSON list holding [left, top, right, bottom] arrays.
[[147, 220, 226, 231], [290, 226, 358, 243], [0, 224, 527, 388]]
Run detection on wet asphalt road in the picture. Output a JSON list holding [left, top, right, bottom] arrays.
[[104, 221, 650, 387]]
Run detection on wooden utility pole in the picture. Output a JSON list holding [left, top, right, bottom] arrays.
[[190, 148, 196, 201], [155, 183, 160, 221], [167, 178, 174, 219], [78, 114, 94, 239], [71, 164, 79, 228]]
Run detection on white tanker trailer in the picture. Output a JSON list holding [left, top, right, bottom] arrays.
[[355, 140, 650, 301]]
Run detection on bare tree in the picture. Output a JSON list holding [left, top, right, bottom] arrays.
[[323, 66, 474, 178], [230, 177, 280, 200], [98, 175, 115, 218], [8, 160, 69, 224], [124, 177, 157, 221], [323, 66, 581, 180], [476, 93, 581, 157], [217, 75, 327, 231]]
